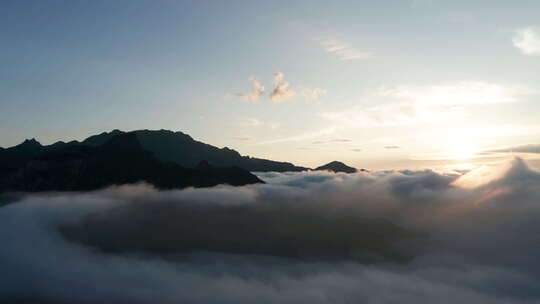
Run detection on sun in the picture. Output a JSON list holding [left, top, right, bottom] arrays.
[[449, 145, 477, 160]]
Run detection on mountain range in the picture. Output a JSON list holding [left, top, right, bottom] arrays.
[[0, 132, 264, 192], [67, 129, 309, 171], [0, 129, 360, 192]]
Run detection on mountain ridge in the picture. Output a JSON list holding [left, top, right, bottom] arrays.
[[0, 133, 263, 192], [1, 129, 309, 172]]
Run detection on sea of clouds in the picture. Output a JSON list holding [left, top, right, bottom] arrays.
[[1, 157, 540, 303]]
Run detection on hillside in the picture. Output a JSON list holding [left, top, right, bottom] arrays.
[[82, 129, 309, 172], [0, 133, 262, 192]]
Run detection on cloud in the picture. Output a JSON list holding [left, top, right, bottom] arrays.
[[374, 82, 530, 105], [3, 158, 540, 303], [301, 87, 327, 103], [513, 26, 540, 56], [385, 146, 401, 149], [239, 118, 263, 127], [270, 82, 295, 102], [254, 128, 336, 145], [321, 101, 449, 128], [237, 77, 265, 102], [488, 143, 540, 154], [312, 138, 352, 145], [273, 71, 285, 84], [232, 136, 256, 142], [235, 73, 325, 104], [316, 37, 372, 60], [270, 72, 296, 103], [351, 148, 363, 152], [238, 118, 280, 130], [321, 82, 534, 128]]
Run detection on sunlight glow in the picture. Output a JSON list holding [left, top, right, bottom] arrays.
[[447, 144, 477, 161]]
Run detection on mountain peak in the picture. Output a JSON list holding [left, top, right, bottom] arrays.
[[100, 133, 144, 153], [18, 138, 42, 148], [82, 130, 126, 146], [2, 129, 309, 173], [315, 161, 357, 173]]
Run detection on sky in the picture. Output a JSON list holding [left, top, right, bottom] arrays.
[[1, 0, 540, 170]]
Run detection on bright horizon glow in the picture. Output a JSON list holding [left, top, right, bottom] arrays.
[[447, 145, 477, 161]]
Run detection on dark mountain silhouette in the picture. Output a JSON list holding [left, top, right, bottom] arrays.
[[0, 133, 262, 192], [82, 129, 309, 172], [0, 138, 43, 168], [315, 161, 358, 173], [1, 129, 309, 173]]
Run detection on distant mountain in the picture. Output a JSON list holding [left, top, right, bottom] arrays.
[[0, 133, 262, 192], [1, 129, 309, 173], [315, 161, 357, 173], [0, 138, 43, 167], [81, 129, 309, 172], [0, 138, 76, 171]]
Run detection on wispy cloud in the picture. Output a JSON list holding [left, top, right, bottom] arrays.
[[384, 146, 400, 149], [312, 138, 352, 144], [315, 37, 372, 61], [513, 26, 540, 56], [301, 87, 327, 103], [320, 101, 453, 128], [321, 82, 534, 129], [374, 82, 531, 105], [270, 72, 296, 103], [331, 138, 352, 143], [239, 118, 263, 127], [238, 118, 281, 130], [254, 128, 335, 145], [236, 77, 265, 102], [232, 136, 256, 142], [487, 144, 540, 154]]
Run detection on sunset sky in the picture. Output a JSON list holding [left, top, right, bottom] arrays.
[[1, 0, 540, 169]]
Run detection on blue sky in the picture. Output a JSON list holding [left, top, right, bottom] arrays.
[[1, 0, 540, 169]]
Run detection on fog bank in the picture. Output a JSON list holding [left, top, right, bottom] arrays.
[[1, 157, 540, 303]]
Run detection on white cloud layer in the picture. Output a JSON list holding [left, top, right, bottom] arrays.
[[2, 158, 540, 302], [513, 26, 540, 55]]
